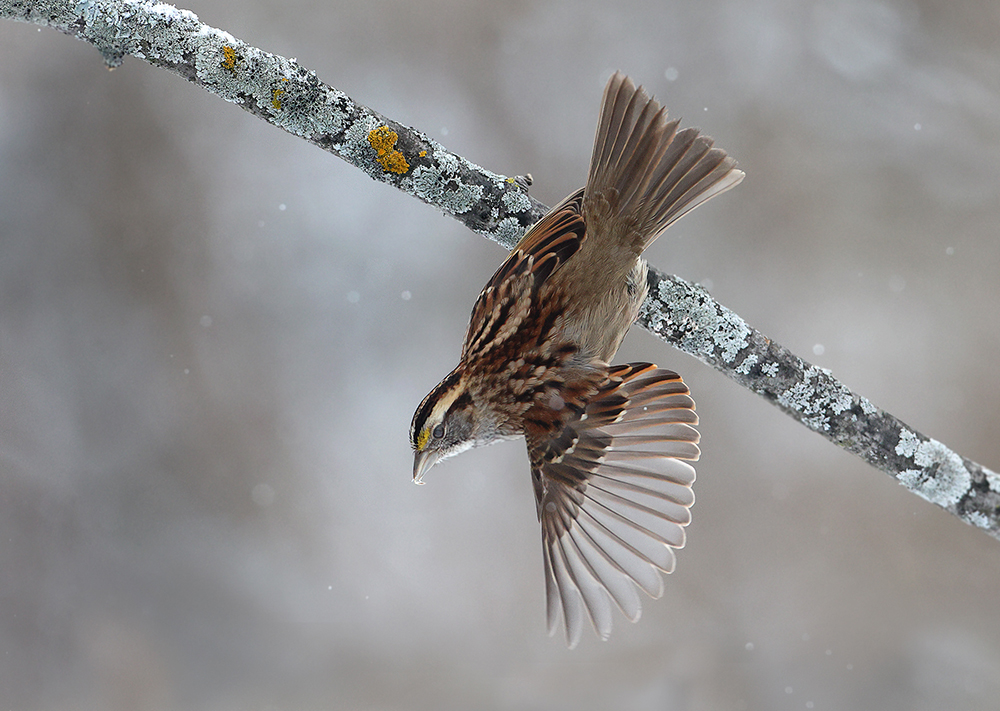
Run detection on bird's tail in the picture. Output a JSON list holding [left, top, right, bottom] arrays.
[[585, 72, 744, 254]]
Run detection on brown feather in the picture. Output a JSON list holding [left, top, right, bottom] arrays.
[[527, 365, 699, 646]]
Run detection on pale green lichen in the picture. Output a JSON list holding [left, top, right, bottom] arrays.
[[985, 468, 1000, 494], [314, 88, 349, 136], [826, 375, 854, 414], [642, 279, 751, 363], [895, 430, 970, 507], [339, 114, 382, 174], [734, 353, 758, 375], [494, 216, 525, 250], [410, 149, 484, 215], [776, 365, 854, 431], [966, 511, 990, 529], [698, 300, 749, 363], [501, 188, 531, 214], [895, 428, 920, 458], [66, 0, 202, 66]]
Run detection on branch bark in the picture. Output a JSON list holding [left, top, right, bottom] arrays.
[[4, 0, 999, 539]]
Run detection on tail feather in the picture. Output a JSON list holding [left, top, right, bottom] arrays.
[[586, 72, 744, 254]]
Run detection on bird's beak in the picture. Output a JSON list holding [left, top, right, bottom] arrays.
[[412, 449, 442, 485]]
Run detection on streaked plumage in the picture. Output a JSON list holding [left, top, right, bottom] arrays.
[[411, 72, 743, 646]]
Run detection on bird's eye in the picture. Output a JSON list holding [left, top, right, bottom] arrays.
[[432, 424, 445, 439]]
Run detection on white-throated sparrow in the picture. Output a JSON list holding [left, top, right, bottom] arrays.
[[411, 72, 743, 646]]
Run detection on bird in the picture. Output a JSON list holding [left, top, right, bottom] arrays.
[[410, 72, 743, 647]]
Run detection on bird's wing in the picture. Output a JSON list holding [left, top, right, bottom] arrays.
[[461, 190, 586, 361], [525, 363, 699, 648]]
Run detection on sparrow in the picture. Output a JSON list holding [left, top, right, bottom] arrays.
[[410, 72, 743, 646]]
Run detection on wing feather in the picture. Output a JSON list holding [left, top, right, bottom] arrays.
[[529, 364, 698, 645], [462, 191, 587, 361]]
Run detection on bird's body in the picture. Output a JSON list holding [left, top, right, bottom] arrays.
[[411, 72, 743, 646]]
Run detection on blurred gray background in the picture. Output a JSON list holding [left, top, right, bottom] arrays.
[[2, 0, 999, 709]]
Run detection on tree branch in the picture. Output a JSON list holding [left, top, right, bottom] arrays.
[[4, 0, 998, 539]]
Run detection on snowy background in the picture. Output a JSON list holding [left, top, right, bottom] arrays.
[[2, 0, 1000, 709]]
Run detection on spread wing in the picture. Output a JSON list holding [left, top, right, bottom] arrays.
[[526, 363, 699, 648], [461, 190, 586, 361]]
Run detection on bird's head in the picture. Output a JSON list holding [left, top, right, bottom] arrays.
[[410, 369, 482, 484]]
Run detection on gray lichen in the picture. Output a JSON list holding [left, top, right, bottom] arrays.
[[640, 277, 751, 363], [895, 430, 971, 507], [340, 114, 382, 177], [501, 188, 532, 215], [735, 353, 758, 375], [493, 216, 526, 250], [411, 150, 485, 216], [985, 469, 1000, 494], [760, 361, 780, 378], [776, 366, 854, 432]]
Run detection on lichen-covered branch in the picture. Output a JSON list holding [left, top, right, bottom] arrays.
[[3, 0, 998, 540], [0, 0, 544, 245], [638, 272, 1000, 539]]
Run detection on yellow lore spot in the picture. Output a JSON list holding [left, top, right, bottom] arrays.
[[416, 428, 430, 451], [367, 125, 410, 174]]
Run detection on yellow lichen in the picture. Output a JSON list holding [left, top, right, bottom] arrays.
[[419, 150, 427, 158], [272, 80, 287, 110], [221, 45, 238, 72], [367, 125, 410, 174]]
